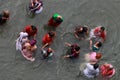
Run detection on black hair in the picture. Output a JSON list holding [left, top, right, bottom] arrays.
[[93, 63, 99, 70], [74, 46, 80, 51], [48, 31, 55, 37], [83, 27, 88, 32], [97, 41, 102, 47], [56, 17, 63, 23], [31, 25, 37, 31], [100, 27, 105, 31], [3, 10, 9, 18]]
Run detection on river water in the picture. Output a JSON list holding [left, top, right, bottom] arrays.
[[0, 0, 120, 80]]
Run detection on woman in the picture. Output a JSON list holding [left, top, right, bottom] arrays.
[[21, 39, 37, 62], [85, 52, 102, 63], [89, 26, 106, 42], [41, 47, 54, 59], [0, 10, 10, 24], [16, 32, 28, 51], [83, 63, 99, 78], [63, 42, 80, 59], [23, 25, 38, 39], [74, 25, 89, 40], [100, 63, 115, 78], [29, 0, 43, 14], [42, 31, 56, 47], [48, 13, 63, 27], [89, 41, 102, 52]]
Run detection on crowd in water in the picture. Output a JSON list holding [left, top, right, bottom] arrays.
[[0, 0, 116, 79]]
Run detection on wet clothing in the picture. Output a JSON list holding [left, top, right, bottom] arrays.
[[92, 45, 100, 52], [94, 27, 106, 40], [100, 64, 115, 78], [29, 0, 43, 13], [0, 13, 8, 24], [89, 52, 98, 62], [48, 13, 63, 27], [42, 34, 53, 45], [75, 26, 87, 38], [16, 32, 28, 51], [41, 49, 53, 59], [24, 25, 37, 37], [83, 63, 99, 78], [69, 44, 80, 58], [21, 46, 35, 62]]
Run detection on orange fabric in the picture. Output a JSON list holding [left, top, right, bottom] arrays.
[[24, 25, 37, 36], [42, 34, 53, 45], [48, 18, 61, 27]]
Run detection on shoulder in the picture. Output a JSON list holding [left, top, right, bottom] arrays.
[[25, 25, 31, 29]]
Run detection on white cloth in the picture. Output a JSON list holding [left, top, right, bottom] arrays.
[[83, 63, 99, 78], [35, 7, 43, 14], [89, 29, 96, 39], [16, 32, 28, 51]]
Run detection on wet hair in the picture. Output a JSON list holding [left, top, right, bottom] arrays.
[[48, 31, 55, 37], [96, 53, 102, 59], [97, 41, 102, 47], [83, 27, 88, 32], [100, 27, 105, 31], [93, 63, 99, 70], [31, 25, 37, 31], [47, 48, 52, 54], [56, 17, 63, 23], [3, 10, 9, 18], [74, 46, 80, 51]]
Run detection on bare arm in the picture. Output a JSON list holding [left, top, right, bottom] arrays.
[[74, 31, 79, 39], [89, 40, 93, 50], [65, 42, 71, 47], [41, 43, 49, 50]]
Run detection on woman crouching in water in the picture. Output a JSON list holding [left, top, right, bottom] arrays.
[[41, 45, 54, 59], [0, 10, 10, 25], [21, 39, 37, 61], [63, 42, 80, 59]]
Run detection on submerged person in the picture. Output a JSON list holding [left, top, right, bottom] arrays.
[[21, 39, 37, 61], [74, 25, 89, 40], [63, 42, 80, 59], [100, 63, 115, 78], [41, 44, 54, 59], [85, 52, 102, 63], [29, 0, 43, 14], [89, 26, 106, 42], [47, 13, 63, 27], [16, 32, 28, 51], [89, 41, 102, 52], [83, 63, 99, 78], [0, 10, 10, 25], [42, 31, 56, 47], [23, 25, 38, 39]]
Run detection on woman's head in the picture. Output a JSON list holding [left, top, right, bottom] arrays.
[[3, 10, 10, 18], [48, 31, 55, 38], [47, 48, 52, 53], [93, 63, 99, 70], [31, 25, 37, 31], [100, 27, 105, 32], [96, 41, 102, 47], [83, 27, 88, 32], [96, 53, 102, 59], [74, 46, 80, 51]]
